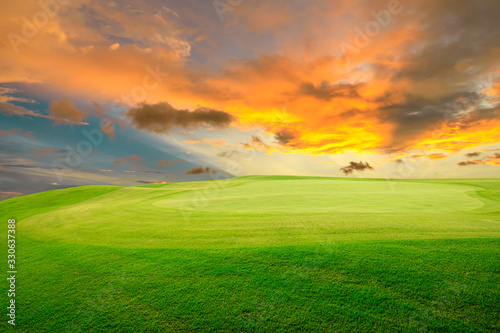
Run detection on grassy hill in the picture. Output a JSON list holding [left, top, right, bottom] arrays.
[[1, 176, 499, 332]]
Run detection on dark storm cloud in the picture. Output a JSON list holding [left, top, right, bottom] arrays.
[[404, 1, 500, 79], [299, 81, 360, 101], [384, 0, 500, 86], [340, 161, 374, 175], [458, 152, 500, 166], [184, 165, 218, 175], [465, 152, 481, 158], [218, 150, 239, 159], [251, 135, 264, 145], [379, 91, 490, 150], [274, 128, 298, 145], [245, 135, 270, 149], [371, 0, 500, 150], [489, 153, 500, 159], [127, 102, 236, 133], [454, 105, 500, 130], [458, 160, 482, 166]]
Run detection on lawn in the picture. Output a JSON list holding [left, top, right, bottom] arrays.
[[0, 176, 499, 332]]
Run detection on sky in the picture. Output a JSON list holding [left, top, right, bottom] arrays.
[[1, 0, 500, 199]]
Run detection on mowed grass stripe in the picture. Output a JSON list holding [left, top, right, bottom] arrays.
[[15, 177, 500, 249]]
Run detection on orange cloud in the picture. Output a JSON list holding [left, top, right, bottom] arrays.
[[0, 128, 23, 136], [32, 147, 61, 155], [184, 139, 227, 146], [411, 153, 449, 160], [49, 99, 87, 125], [113, 154, 143, 168], [458, 152, 500, 166], [155, 159, 185, 165]]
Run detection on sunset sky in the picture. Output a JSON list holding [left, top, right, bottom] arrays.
[[1, 0, 500, 199]]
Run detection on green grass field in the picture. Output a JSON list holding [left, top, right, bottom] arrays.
[[1, 176, 499, 332]]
